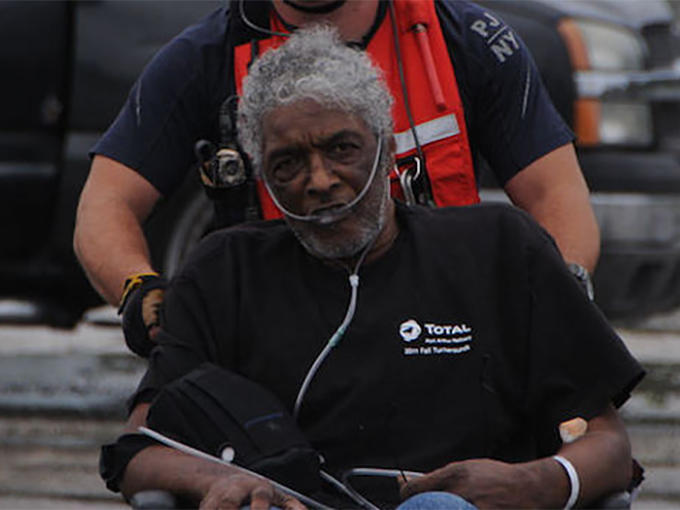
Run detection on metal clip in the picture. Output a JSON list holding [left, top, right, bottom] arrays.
[[398, 156, 422, 206]]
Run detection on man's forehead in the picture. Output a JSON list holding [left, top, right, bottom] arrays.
[[262, 101, 371, 144]]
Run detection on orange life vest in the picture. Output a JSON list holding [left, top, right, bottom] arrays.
[[234, 0, 479, 220]]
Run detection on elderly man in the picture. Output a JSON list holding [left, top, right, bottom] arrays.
[[101, 27, 642, 510]]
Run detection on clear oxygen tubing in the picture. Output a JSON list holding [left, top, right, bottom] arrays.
[[292, 159, 391, 420], [319, 470, 380, 510], [139, 427, 415, 510], [342, 467, 424, 485], [138, 426, 331, 510], [264, 136, 383, 226], [293, 240, 372, 420], [339, 467, 425, 509], [318, 467, 425, 510]]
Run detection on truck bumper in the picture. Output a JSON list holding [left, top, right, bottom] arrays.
[[481, 147, 680, 321], [577, 59, 680, 103], [591, 192, 680, 320], [580, 149, 680, 319]]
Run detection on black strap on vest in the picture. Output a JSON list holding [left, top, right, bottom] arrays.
[[195, 96, 262, 228], [387, 0, 435, 207]]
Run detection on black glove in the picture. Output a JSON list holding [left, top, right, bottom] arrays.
[[118, 273, 168, 357]]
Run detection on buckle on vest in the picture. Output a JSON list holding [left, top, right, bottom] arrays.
[[196, 140, 247, 189], [397, 156, 421, 206], [394, 156, 435, 207]]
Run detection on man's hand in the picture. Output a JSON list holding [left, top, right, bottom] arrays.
[[118, 417, 307, 510], [401, 407, 632, 509], [200, 473, 306, 510], [400, 458, 552, 509]]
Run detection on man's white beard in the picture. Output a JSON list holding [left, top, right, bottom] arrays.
[[288, 173, 389, 260]]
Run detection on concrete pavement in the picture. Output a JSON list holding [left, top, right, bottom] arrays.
[[0, 324, 136, 509], [1, 312, 680, 509]]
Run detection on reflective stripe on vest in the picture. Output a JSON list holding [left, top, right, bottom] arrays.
[[234, 0, 479, 220], [394, 114, 460, 155]]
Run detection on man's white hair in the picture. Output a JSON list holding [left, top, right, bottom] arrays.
[[237, 25, 394, 173]]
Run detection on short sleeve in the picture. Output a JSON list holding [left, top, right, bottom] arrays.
[[438, 1, 575, 185], [90, 7, 231, 196], [524, 239, 645, 452]]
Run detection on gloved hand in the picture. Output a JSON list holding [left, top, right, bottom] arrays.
[[118, 273, 168, 357]]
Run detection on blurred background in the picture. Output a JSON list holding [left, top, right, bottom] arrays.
[[0, 0, 679, 508]]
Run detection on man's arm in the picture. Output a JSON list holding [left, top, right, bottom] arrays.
[[119, 405, 305, 510], [74, 155, 161, 305], [504, 143, 601, 273], [400, 404, 631, 509]]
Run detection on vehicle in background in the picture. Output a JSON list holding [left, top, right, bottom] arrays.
[[0, 0, 679, 327], [672, 1, 680, 31], [477, 0, 680, 320], [0, 0, 221, 327]]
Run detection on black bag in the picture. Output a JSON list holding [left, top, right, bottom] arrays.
[[146, 363, 321, 495]]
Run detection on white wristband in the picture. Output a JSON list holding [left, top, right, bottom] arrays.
[[553, 455, 580, 509]]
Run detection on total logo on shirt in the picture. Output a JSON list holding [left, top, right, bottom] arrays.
[[399, 319, 473, 357]]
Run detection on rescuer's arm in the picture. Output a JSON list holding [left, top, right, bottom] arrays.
[[75, 156, 168, 356], [74, 155, 161, 305], [453, 4, 600, 273], [503, 145, 600, 275], [401, 404, 631, 509]]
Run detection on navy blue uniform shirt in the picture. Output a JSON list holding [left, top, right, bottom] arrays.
[[91, 0, 574, 197]]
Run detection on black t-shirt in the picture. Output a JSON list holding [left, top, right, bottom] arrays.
[[135, 202, 643, 475], [91, 0, 573, 197]]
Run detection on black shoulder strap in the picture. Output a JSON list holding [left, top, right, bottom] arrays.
[[228, 0, 274, 45]]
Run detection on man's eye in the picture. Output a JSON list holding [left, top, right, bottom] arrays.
[[272, 158, 300, 183], [329, 142, 358, 158]]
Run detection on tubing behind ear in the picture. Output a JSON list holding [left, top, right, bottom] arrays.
[[146, 363, 321, 495]]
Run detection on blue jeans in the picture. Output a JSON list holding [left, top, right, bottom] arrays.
[[242, 492, 476, 510], [396, 491, 478, 510], [243, 491, 477, 510]]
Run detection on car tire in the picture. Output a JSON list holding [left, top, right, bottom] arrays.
[[146, 177, 215, 278], [162, 190, 213, 277]]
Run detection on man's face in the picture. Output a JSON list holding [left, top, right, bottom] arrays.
[[261, 100, 389, 259]]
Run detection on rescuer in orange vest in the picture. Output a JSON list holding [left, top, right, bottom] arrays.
[[74, 0, 600, 356]]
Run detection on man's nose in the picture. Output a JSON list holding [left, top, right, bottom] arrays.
[[306, 153, 340, 194]]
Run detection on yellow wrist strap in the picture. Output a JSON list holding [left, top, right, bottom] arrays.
[[119, 271, 161, 310]]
